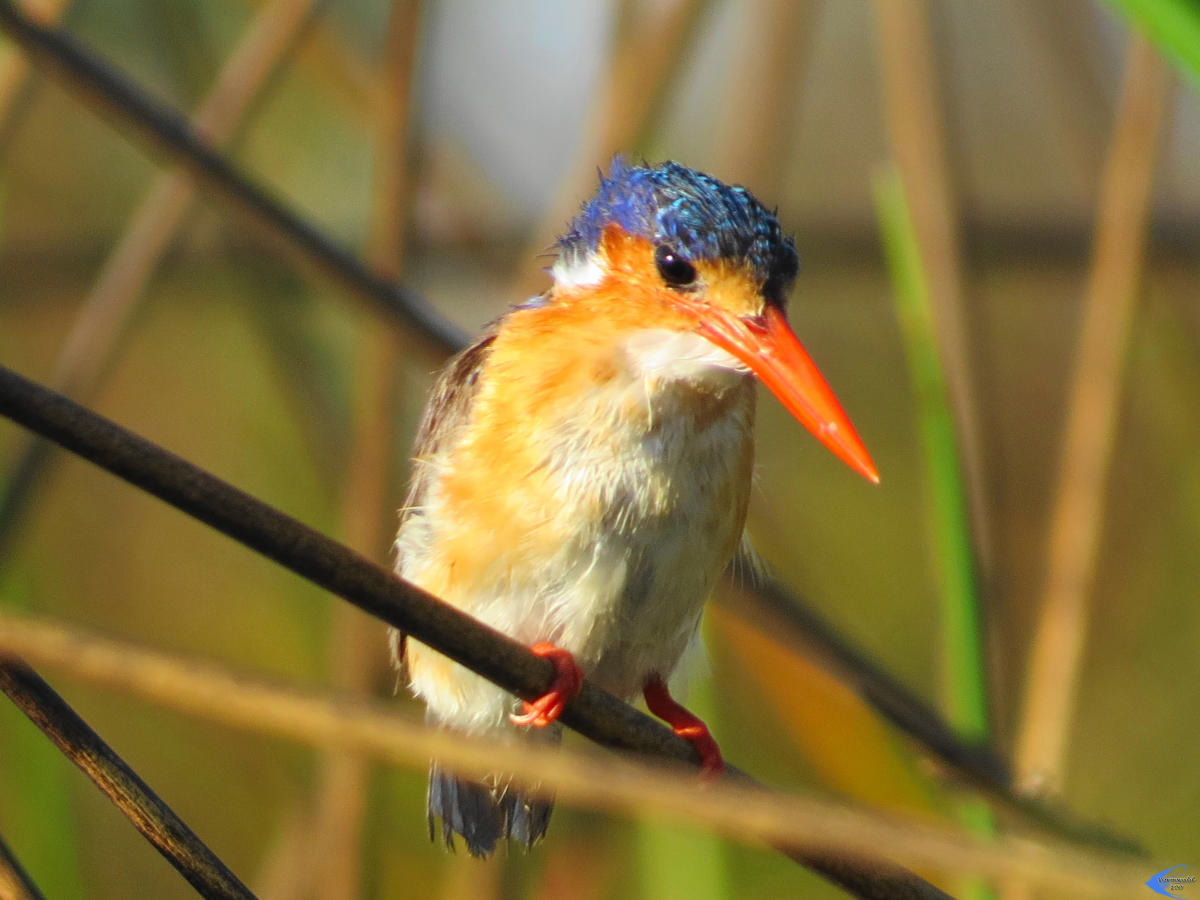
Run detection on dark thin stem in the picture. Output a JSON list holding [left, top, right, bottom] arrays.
[[0, 659, 256, 900], [0, 828, 47, 900], [724, 573, 1144, 857], [726, 571, 1008, 786], [0, 366, 950, 900], [0, 0, 466, 357]]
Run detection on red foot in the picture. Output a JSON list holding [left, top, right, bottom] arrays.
[[510, 642, 584, 728], [643, 675, 724, 778]]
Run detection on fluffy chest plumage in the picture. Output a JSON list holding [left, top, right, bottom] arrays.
[[398, 322, 756, 716]]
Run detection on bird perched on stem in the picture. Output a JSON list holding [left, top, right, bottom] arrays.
[[391, 158, 878, 856]]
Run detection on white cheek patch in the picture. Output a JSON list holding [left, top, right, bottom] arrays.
[[622, 329, 749, 381], [552, 253, 606, 288]]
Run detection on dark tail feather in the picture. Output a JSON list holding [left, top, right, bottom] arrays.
[[427, 763, 554, 857], [500, 784, 554, 848]]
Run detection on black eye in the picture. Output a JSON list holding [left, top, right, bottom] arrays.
[[654, 245, 697, 288]]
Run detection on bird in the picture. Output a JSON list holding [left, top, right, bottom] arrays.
[[391, 158, 878, 857]]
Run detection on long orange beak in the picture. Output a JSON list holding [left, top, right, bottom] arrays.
[[681, 301, 880, 484]]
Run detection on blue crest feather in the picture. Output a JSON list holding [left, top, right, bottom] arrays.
[[558, 157, 799, 302]]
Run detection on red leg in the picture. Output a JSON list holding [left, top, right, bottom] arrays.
[[510, 642, 584, 728], [643, 675, 724, 778]]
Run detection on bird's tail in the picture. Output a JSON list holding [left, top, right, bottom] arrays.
[[427, 762, 554, 857]]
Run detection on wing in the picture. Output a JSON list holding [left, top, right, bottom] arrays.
[[399, 325, 498, 539], [390, 324, 499, 669]]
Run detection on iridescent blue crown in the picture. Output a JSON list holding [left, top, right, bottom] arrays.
[[558, 158, 799, 303]]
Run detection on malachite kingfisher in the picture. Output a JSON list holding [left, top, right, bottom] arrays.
[[390, 158, 878, 856]]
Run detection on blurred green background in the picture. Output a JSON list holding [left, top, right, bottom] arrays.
[[1, 0, 1198, 897]]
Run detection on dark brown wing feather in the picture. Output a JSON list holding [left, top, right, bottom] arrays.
[[400, 325, 498, 535], [391, 324, 499, 668]]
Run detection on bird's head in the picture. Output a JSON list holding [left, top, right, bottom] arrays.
[[552, 158, 879, 484]]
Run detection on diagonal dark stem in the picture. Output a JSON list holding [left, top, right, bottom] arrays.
[[0, 0, 466, 357], [0, 366, 951, 900], [726, 573, 1008, 785], [0, 659, 257, 900], [0, 827, 47, 900], [724, 576, 1143, 856]]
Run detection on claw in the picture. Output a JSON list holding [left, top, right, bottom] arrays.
[[510, 642, 584, 728], [643, 675, 724, 778]]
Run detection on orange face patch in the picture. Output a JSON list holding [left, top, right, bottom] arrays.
[[590, 225, 770, 322]]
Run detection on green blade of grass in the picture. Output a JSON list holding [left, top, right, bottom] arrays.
[[1104, 0, 1200, 87], [873, 167, 989, 744], [874, 167, 995, 899]]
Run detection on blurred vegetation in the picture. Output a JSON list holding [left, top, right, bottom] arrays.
[[1, 1, 1198, 898]]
